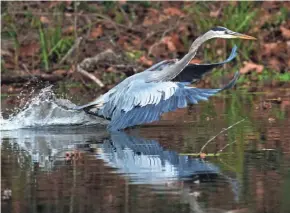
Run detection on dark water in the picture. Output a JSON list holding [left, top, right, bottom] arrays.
[[1, 89, 290, 213]]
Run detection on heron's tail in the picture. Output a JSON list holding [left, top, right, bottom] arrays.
[[71, 97, 104, 111], [72, 103, 95, 111]]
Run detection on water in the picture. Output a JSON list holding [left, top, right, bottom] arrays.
[[1, 86, 290, 213], [1, 86, 108, 130]]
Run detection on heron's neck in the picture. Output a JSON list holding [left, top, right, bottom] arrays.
[[178, 35, 208, 68], [148, 33, 213, 82]]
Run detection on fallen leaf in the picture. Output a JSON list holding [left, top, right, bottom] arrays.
[[178, 25, 190, 36], [40, 16, 50, 24], [240, 62, 264, 74], [262, 1, 280, 9], [268, 57, 281, 71], [148, 43, 167, 57], [164, 7, 185, 17], [63, 26, 75, 35], [162, 36, 176, 51], [170, 33, 185, 51], [106, 67, 116, 72], [3, 61, 14, 69], [53, 69, 67, 76], [189, 59, 202, 64], [139, 55, 153, 67], [142, 9, 159, 26], [20, 42, 40, 57], [268, 117, 275, 123], [262, 42, 286, 57], [90, 25, 103, 39], [210, 9, 221, 17], [263, 43, 278, 56], [280, 26, 290, 39]]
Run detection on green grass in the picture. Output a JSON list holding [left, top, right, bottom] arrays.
[[37, 19, 74, 71]]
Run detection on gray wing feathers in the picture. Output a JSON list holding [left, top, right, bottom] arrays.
[[108, 71, 239, 131], [73, 46, 237, 112]]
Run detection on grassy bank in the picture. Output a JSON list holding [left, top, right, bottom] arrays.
[[1, 1, 289, 94]]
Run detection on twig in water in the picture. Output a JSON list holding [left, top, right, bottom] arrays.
[[217, 140, 237, 153], [199, 119, 245, 154]]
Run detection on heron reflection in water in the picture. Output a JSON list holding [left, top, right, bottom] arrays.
[[74, 27, 256, 131], [1, 127, 240, 205]]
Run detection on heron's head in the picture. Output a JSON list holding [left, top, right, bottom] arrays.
[[208, 26, 256, 40]]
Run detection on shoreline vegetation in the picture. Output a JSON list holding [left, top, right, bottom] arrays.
[[1, 1, 290, 100]]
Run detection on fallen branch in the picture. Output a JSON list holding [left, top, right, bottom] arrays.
[[79, 49, 117, 70], [77, 65, 104, 88], [199, 119, 246, 154], [1, 74, 64, 84], [76, 49, 117, 88]]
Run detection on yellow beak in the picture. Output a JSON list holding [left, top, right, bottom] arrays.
[[232, 32, 257, 40]]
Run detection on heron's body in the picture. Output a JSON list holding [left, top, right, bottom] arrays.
[[74, 27, 256, 131]]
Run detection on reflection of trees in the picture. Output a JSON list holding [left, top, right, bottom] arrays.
[[0, 130, 240, 213], [1, 125, 289, 213], [1, 139, 32, 212]]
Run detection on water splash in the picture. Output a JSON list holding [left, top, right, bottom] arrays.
[[0, 86, 108, 130]]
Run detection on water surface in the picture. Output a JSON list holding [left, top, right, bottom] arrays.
[[1, 88, 290, 213]]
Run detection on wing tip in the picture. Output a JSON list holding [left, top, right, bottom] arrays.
[[227, 45, 238, 61], [222, 71, 240, 90]]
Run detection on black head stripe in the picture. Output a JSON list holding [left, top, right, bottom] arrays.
[[211, 26, 227, 31]]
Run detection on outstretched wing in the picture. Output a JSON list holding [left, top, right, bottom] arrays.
[[173, 45, 238, 82], [107, 72, 239, 131], [73, 46, 237, 112]]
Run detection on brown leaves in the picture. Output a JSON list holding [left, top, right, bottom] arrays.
[[52, 69, 67, 76], [189, 59, 202, 64], [268, 58, 282, 71], [142, 9, 159, 26], [63, 26, 75, 35], [20, 42, 40, 57], [143, 7, 184, 27], [139, 56, 153, 67], [263, 43, 279, 56], [209, 9, 221, 18], [163, 8, 185, 17], [161, 33, 184, 52], [240, 62, 264, 74], [40, 16, 50, 24], [162, 36, 176, 51], [90, 25, 103, 39], [280, 26, 290, 39]]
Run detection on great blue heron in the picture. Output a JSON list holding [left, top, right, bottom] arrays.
[[74, 27, 256, 131]]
